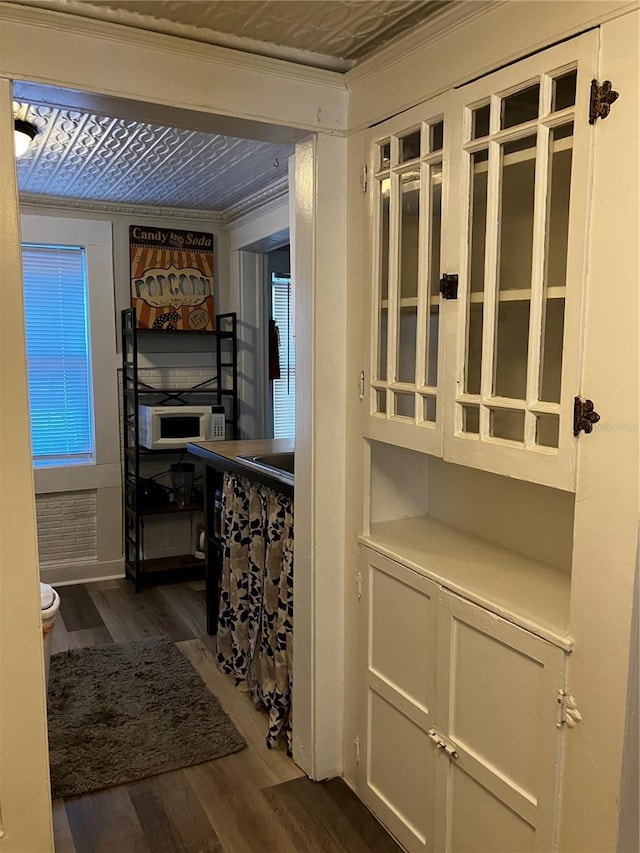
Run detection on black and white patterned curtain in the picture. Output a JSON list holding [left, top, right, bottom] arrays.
[[216, 472, 294, 752]]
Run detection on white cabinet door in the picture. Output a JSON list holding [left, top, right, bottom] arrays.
[[432, 589, 566, 853], [363, 31, 601, 491], [358, 547, 439, 852], [358, 548, 567, 852], [443, 31, 599, 490], [363, 92, 449, 458]]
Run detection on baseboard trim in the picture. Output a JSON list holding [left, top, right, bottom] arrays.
[[40, 558, 125, 586]]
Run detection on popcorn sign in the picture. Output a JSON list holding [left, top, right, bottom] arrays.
[[130, 225, 215, 330]]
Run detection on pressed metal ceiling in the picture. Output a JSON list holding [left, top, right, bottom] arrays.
[[15, 100, 293, 216], [13, 0, 452, 215], [18, 0, 450, 71]]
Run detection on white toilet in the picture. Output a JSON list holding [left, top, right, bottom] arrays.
[[40, 582, 61, 689]]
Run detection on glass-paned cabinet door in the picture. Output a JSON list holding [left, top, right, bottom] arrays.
[[364, 93, 448, 456], [443, 31, 599, 490]]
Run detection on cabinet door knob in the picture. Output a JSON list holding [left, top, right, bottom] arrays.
[[439, 274, 459, 300]]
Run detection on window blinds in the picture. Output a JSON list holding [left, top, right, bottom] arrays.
[[22, 244, 94, 466], [271, 274, 295, 439]]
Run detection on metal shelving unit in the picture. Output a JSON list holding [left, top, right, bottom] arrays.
[[121, 307, 238, 591]]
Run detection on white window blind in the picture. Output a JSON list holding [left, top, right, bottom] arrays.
[[22, 244, 94, 467], [271, 273, 295, 439]]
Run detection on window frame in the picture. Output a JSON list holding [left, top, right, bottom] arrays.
[[270, 271, 295, 439], [20, 215, 120, 495]]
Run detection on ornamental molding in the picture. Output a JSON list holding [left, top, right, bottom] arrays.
[[225, 177, 289, 223], [19, 194, 227, 224], [19, 175, 289, 225]]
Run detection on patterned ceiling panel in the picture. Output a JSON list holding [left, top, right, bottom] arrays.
[[22, 0, 449, 68], [13, 1, 453, 213], [16, 103, 293, 213]]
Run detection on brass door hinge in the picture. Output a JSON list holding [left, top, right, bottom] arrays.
[[574, 396, 600, 436], [589, 79, 619, 124], [557, 690, 583, 728]]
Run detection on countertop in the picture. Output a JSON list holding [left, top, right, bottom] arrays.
[[187, 438, 294, 493]]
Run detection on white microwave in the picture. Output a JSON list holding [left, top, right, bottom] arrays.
[[138, 405, 225, 449]]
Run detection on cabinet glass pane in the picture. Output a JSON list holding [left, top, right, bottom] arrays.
[[375, 389, 387, 414], [552, 71, 577, 112], [426, 163, 442, 388], [540, 123, 572, 403], [377, 179, 390, 380], [430, 121, 444, 152], [380, 142, 391, 169], [472, 104, 490, 139], [498, 135, 536, 291], [466, 304, 483, 395], [462, 404, 480, 434], [465, 149, 488, 395], [401, 130, 421, 162], [399, 171, 420, 300], [540, 300, 564, 403], [470, 150, 488, 292], [378, 308, 388, 382], [501, 84, 540, 129], [490, 408, 525, 442], [427, 309, 439, 388], [397, 171, 420, 385], [494, 135, 536, 399], [394, 393, 414, 418], [494, 301, 530, 399], [536, 413, 559, 447], [423, 395, 436, 422], [397, 308, 417, 384], [546, 124, 572, 288]]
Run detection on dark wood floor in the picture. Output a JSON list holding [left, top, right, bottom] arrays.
[[50, 578, 403, 853]]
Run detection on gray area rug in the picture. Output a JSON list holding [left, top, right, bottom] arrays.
[[48, 636, 246, 798]]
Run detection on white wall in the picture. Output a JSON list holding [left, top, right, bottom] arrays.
[[0, 80, 53, 853]]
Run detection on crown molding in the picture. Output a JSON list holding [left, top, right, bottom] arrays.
[[18, 175, 289, 225], [0, 1, 348, 87], [225, 177, 289, 224], [225, 182, 289, 230], [346, 1, 503, 89], [18, 193, 227, 223]]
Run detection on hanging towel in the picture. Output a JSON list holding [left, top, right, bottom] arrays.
[[269, 319, 281, 381]]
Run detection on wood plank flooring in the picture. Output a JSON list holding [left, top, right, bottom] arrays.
[[50, 578, 403, 853]]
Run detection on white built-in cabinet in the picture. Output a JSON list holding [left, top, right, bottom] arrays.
[[357, 29, 606, 852], [357, 538, 571, 853], [364, 31, 599, 491]]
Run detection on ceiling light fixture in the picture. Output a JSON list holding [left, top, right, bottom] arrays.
[[14, 118, 38, 157]]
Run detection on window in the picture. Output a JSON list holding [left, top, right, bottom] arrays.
[[22, 244, 94, 467], [271, 273, 295, 438], [19, 215, 120, 494]]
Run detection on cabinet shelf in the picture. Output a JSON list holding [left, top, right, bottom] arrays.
[[122, 307, 238, 592], [380, 287, 566, 313], [127, 501, 204, 517], [469, 286, 566, 303], [124, 554, 205, 585], [360, 514, 572, 650]]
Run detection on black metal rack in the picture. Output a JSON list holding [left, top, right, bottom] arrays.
[[121, 308, 238, 591]]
